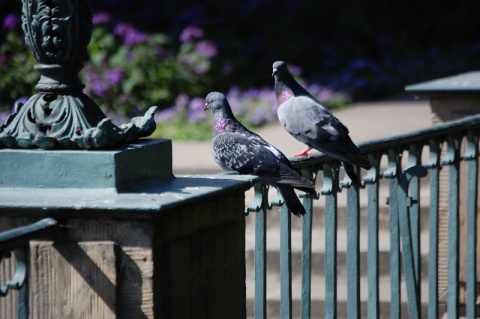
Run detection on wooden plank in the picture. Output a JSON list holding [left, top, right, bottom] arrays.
[[29, 241, 117, 319]]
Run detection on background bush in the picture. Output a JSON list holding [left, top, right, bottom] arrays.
[[1, 0, 480, 139], [93, 0, 480, 100]]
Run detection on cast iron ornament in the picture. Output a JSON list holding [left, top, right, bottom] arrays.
[[0, 0, 157, 149]]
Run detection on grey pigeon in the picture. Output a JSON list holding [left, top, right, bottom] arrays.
[[272, 61, 371, 185], [204, 92, 317, 216]]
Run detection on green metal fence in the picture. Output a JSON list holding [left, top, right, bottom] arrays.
[[247, 114, 480, 319]]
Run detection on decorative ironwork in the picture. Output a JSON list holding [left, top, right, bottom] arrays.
[[0, 0, 157, 149]]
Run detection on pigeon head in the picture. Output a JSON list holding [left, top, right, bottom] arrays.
[[272, 60, 289, 77], [204, 92, 234, 118], [204, 92, 239, 134], [272, 60, 308, 103]]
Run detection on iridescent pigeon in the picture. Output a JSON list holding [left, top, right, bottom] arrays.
[[204, 92, 317, 216], [272, 61, 371, 184]]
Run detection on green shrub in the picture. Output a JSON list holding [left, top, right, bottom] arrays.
[[0, 12, 350, 141]]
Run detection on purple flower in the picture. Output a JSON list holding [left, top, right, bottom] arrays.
[[318, 87, 335, 101], [187, 97, 207, 123], [92, 12, 111, 26], [155, 94, 189, 122], [126, 51, 135, 61], [114, 22, 148, 46], [156, 108, 177, 122], [175, 94, 190, 109], [178, 56, 208, 75], [3, 13, 20, 30], [179, 26, 204, 43], [155, 47, 167, 59], [91, 79, 108, 97], [0, 111, 10, 125], [195, 40, 217, 58], [114, 22, 134, 37], [193, 63, 208, 75], [103, 68, 124, 85], [124, 30, 148, 46], [15, 96, 29, 106]]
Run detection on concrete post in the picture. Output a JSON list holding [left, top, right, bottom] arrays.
[[0, 140, 252, 318], [406, 72, 480, 305]]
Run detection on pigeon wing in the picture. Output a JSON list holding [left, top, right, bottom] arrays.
[[212, 131, 316, 192], [278, 95, 338, 144], [212, 131, 281, 176]]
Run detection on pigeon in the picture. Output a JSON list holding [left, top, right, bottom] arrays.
[[204, 91, 317, 216], [272, 61, 371, 185]]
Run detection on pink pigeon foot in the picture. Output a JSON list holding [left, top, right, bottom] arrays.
[[294, 147, 313, 157]]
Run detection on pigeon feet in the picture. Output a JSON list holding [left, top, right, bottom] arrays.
[[294, 147, 313, 157]]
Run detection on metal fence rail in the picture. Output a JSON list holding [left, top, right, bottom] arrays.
[[247, 114, 480, 318]]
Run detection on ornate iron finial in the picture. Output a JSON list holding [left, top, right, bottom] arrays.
[[0, 0, 157, 149]]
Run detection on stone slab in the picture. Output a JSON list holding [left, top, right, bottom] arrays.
[[405, 71, 480, 94], [0, 139, 172, 192], [0, 174, 255, 218]]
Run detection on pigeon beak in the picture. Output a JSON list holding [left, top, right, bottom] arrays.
[[272, 68, 277, 77], [203, 102, 210, 111]]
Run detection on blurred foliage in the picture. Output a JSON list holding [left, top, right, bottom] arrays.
[[2, 0, 480, 98], [2, 0, 480, 139], [0, 31, 37, 110], [83, 24, 216, 115]]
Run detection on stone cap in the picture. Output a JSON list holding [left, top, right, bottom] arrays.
[[0, 139, 172, 192], [405, 71, 480, 95], [0, 174, 255, 218]]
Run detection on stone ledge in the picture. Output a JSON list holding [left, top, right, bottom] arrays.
[[0, 175, 255, 218]]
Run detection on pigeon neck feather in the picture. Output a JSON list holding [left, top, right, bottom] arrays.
[[275, 75, 308, 105], [275, 80, 293, 105], [213, 117, 237, 136]]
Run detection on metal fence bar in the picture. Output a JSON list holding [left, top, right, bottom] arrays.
[[300, 166, 316, 319], [346, 184, 360, 319], [252, 183, 268, 319], [427, 140, 440, 319], [398, 166, 427, 319], [0, 218, 58, 251], [407, 145, 422, 305], [279, 203, 292, 319], [446, 136, 460, 319], [464, 132, 478, 319], [322, 163, 338, 318], [386, 149, 402, 319], [301, 200, 313, 319], [367, 185, 379, 318]]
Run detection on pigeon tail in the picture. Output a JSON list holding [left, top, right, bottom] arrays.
[[343, 162, 361, 186], [341, 152, 371, 170], [275, 163, 317, 193], [276, 184, 306, 217], [307, 138, 371, 170]]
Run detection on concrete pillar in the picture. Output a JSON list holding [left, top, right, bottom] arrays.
[[0, 139, 252, 318], [406, 72, 480, 305]]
